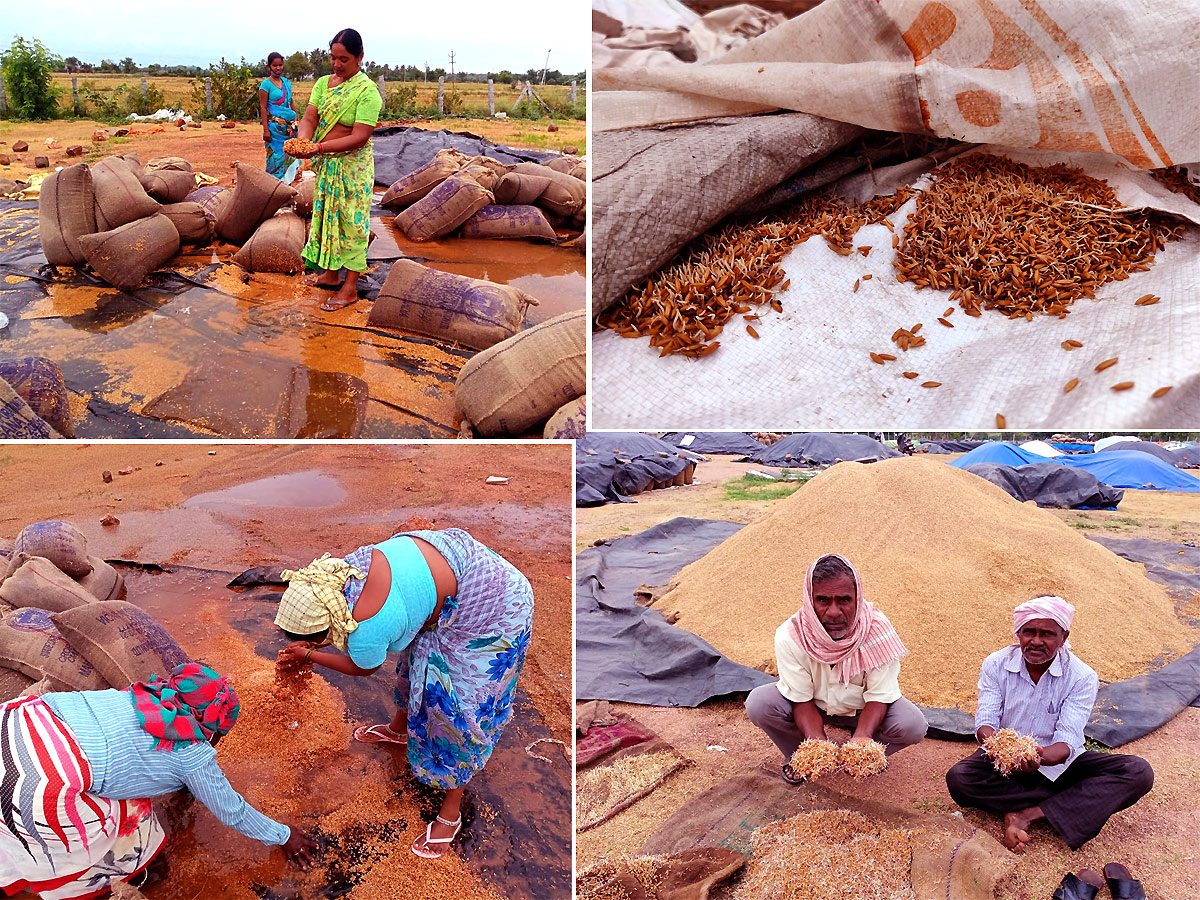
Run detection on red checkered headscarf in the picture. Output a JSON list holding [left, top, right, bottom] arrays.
[[126, 662, 240, 752]]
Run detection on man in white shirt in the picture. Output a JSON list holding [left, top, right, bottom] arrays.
[[745, 554, 928, 783], [946, 596, 1154, 852]]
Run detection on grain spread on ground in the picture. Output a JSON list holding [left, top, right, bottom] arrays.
[[732, 810, 916, 900], [983, 728, 1041, 776], [578, 750, 689, 830], [789, 739, 840, 780], [576, 855, 667, 900], [658, 457, 1197, 710], [838, 740, 888, 778]]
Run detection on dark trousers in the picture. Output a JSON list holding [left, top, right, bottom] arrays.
[[945, 748, 1153, 850]]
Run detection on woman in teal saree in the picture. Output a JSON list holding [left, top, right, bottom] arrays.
[[258, 52, 297, 179], [290, 28, 382, 312]]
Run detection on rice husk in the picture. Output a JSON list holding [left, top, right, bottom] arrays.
[[982, 728, 1041, 776], [788, 739, 840, 780], [658, 457, 1198, 709], [733, 810, 915, 900], [576, 855, 667, 900], [839, 740, 888, 778]]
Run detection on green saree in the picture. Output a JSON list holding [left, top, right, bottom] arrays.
[[302, 72, 378, 274]]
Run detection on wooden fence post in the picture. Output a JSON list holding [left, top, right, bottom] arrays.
[[72, 76, 79, 115], [205, 77, 212, 112], [437, 76, 444, 114], [141, 76, 147, 113], [570, 80, 577, 105], [0, 79, 7, 115]]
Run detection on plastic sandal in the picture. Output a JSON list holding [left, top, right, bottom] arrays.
[[781, 763, 806, 785], [1104, 863, 1147, 900], [1051, 870, 1103, 900], [352, 723, 406, 744], [411, 815, 462, 858]]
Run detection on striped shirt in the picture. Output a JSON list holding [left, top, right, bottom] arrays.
[[43, 689, 290, 845], [974, 645, 1098, 782]]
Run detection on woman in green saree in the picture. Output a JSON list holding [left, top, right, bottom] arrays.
[[290, 28, 382, 312]]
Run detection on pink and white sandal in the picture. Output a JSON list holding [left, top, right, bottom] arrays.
[[352, 723, 406, 745], [411, 815, 462, 858]]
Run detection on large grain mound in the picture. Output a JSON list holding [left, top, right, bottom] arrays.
[[659, 457, 1197, 709]]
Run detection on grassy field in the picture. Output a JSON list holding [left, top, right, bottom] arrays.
[[50, 73, 582, 119]]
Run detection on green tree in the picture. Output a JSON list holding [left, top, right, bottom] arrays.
[[99, 58, 118, 73], [188, 57, 256, 119], [62, 55, 81, 72], [284, 50, 308, 81], [146, 63, 160, 75], [120, 56, 136, 74], [307, 48, 330, 78], [495, 69, 513, 84], [1, 37, 63, 120]]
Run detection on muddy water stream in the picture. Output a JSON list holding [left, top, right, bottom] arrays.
[[0, 202, 584, 439]]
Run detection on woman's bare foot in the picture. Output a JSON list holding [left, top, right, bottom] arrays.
[[1003, 807, 1043, 852], [320, 272, 361, 311], [304, 271, 341, 289]]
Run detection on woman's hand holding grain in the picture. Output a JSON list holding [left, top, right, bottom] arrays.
[[277, 642, 315, 669]]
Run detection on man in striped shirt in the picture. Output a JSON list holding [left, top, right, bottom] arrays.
[[946, 596, 1154, 852]]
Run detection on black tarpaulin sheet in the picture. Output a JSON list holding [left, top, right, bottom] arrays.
[[918, 440, 987, 453], [371, 126, 560, 187], [1098, 440, 1180, 465], [1174, 445, 1200, 469], [961, 462, 1124, 509], [576, 433, 703, 506], [741, 432, 900, 466], [660, 431, 765, 455], [576, 517, 774, 706]]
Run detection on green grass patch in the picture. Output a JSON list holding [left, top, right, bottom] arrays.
[[1069, 519, 1101, 530], [1084, 738, 1111, 753], [723, 471, 810, 502]]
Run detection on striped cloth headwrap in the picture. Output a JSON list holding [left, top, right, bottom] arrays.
[[1013, 595, 1075, 646], [788, 553, 909, 683], [126, 662, 240, 752], [273, 553, 365, 650]]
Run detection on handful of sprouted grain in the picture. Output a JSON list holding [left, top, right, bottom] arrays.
[[789, 739, 840, 780], [982, 728, 1040, 776], [839, 740, 888, 778], [283, 138, 319, 157]]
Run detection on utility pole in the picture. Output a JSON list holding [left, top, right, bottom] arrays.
[[448, 50, 456, 90], [424, 61, 428, 84], [541, 50, 550, 85]]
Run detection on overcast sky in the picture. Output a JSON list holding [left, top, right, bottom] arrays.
[[6, 0, 589, 73]]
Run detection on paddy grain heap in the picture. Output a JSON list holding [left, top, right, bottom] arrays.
[[658, 457, 1196, 709]]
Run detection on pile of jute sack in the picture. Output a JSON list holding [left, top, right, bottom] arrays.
[[38, 154, 316, 289], [0, 521, 189, 700]]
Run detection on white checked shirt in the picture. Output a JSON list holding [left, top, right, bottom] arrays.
[[974, 645, 1098, 782]]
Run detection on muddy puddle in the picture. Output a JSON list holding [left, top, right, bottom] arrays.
[[98, 565, 572, 900], [0, 201, 584, 439], [183, 470, 348, 513]]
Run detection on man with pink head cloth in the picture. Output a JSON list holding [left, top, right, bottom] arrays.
[[745, 553, 928, 784], [946, 596, 1154, 853]]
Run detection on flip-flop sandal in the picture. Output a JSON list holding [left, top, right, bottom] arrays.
[[781, 763, 806, 785], [320, 296, 360, 312], [1052, 870, 1104, 900], [1104, 863, 1147, 900], [353, 724, 406, 744], [411, 815, 462, 859]]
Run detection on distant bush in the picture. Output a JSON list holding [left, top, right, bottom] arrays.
[[382, 83, 417, 119], [188, 57, 256, 120], [1, 36, 63, 120]]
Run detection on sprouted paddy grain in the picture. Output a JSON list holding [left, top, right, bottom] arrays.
[[789, 739, 841, 780], [575, 856, 667, 900], [838, 740, 888, 778], [982, 729, 1041, 776], [577, 750, 690, 830]]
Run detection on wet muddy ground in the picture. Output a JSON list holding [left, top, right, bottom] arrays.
[[0, 194, 583, 438], [0, 443, 573, 899]]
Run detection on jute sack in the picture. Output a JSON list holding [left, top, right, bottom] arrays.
[[159, 201, 213, 243], [51, 600, 189, 688], [380, 148, 471, 209], [92, 156, 160, 231], [466, 155, 509, 179], [216, 162, 297, 244], [570, 161, 587, 182], [0, 555, 98, 613], [0, 538, 12, 563], [186, 186, 231, 231], [10, 521, 91, 579], [233, 211, 307, 273], [0, 667, 35, 700], [545, 157, 575, 174], [292, 178, 316, 218], [77, 557, 124, 603], [510, 162, 586, 217], [78, 214, 181, 292], [368, 259, 538, 350], [25, 675, 74, 697], [120, 153, 142, 175], [455, 309, 587, 436], [145, 156, 193, 173], [395, 174, 493, 242], [38, 164, 96, 265], [139, 168, 196, 204], [0, 357, 73, 438], [461, 205, 558, 242], [0, 608, 108, 690], [460, 164, 501, 193], [544, 395, 587, 439], [494, 172, 553, 206]]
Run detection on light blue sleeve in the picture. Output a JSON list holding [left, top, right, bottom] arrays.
[[1051, 665, 1098, 751], [346, 624, 387, 670], [974, 654, 1004, 735], [179, 750, 291, 845]]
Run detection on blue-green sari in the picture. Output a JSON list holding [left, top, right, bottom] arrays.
[[260, 76, 297, 179]]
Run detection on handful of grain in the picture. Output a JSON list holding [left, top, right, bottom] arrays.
[[788, 739, 840, 780], [839, 740, 888, 778], [283, 138, 319, 157], [982, 728, 1040, 776]]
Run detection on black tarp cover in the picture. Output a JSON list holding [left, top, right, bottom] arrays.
[[1097, 440, 1180, 465], [961, 461, 1124, 509], [741, 432, 901, 466], [918, 440, 987, 453], [371, 126, 559, 187], [576, 433, 703, 506], [660, 432, 765, 455], [1173, 445, 1200, 469], [576, 517, 773, 706]]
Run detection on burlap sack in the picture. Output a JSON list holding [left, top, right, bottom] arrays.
[[38, 164, 96, 265], [466, 155, 509, 179], [543, 395, 586, 439], [78, 214, 181, 292], [380, 147, 471, 209], [186, 185, 231, 231], [139, 167, 196, 204], [120, 153, 142, 174], [292, 178, 316, 218], [494, 172, 553, 206], [24, 674, 72, 696], [570, 161, 587, 182], [510, 162, 586, 217], [92, 155, 160, 231], [233, 211, 307, 273], [0, 608, 107, 690], [395, 175, 493, 242], [145, 156, 193, 172], [0, 555, 97, 613], [460, 205, 558, 242], [455, 309, 587, 436], [216, 162, 297, 244], [10, 521, 91, 579], [0, 668, 35, 701], [545, 157, 575, 174], [159, 201, 213, 243], [368, 259, 538, 350], [77, 557, 124, 603], [51, 600, 188, 689], [459, 164, 501, 193], [0, 357, 73, 438], [0, 538, 12, 562]]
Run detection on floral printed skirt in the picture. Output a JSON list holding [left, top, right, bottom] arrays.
[[302, 142, 374, 275]]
